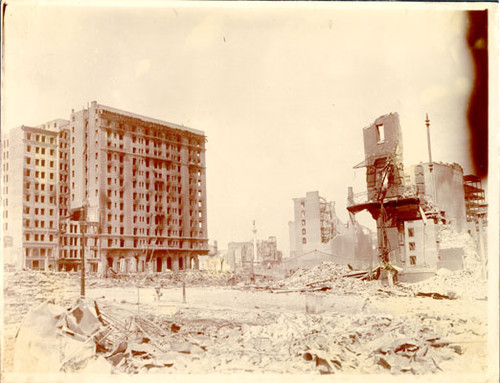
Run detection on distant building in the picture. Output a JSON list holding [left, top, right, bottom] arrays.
[[257, 236, 282, 268], [289, 191, 336, 257], [288, 191, 374, 270], [1, 120, 70, 270], [226, 241, 254, 275]]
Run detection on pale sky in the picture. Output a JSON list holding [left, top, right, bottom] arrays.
[[2, 2, 479, 256]]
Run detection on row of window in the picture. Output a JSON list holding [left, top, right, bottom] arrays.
[[24, 169, 56, 180], [26, 133, 56, 144], [25, 182, 56, 192], [26, 145, 55, 156], [25, 158, 57, 167], [25, 194, 57, 204], [25, 233, 56, 242], [24, 206, 54, 216], [24, 219, 55, 228]]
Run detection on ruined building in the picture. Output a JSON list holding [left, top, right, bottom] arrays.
[[288, 191, 374, 270], [463, 174, 487, 225], [347, 113, 474, 281], [65, 102, 208, 273], [256, 236, 283, 269], [225, 241, 255, 275]]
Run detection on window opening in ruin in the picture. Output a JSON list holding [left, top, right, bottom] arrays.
[[376, 124, 385, 143]]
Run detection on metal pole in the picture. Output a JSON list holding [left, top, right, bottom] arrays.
[[425, 113, 433, 164], [80, 207, 86, 298], [182, 280, 186, 303]]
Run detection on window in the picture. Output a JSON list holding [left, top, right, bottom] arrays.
[[376, 124, 385, 143], [301, 219, 306, 226], [302, 228, 306, 235], [302, 238, 307, 244], [408, 228, 415, 237], [409, 242, 416, 251], [409, 255, 417, 265]]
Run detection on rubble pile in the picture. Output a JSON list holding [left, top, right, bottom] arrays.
[[279, 262, 348, 288], [408, 269, 487, 301], [271, 262, 386, 295], [92, 307, 484, 374], [3, 270, 79, 325], [439, 228, 480, 270], [2, 271, 80, 372]]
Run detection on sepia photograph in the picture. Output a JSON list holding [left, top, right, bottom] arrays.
[[1, 1, 498, 382]]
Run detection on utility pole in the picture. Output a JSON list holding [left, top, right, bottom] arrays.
[[425, 114, 437, 203], [425, 113, 433, 165], [80, 204, 88, 298]]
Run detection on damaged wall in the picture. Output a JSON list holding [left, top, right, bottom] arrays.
[[362, 113, 405, 201], [409, 162, 467, 233], [330, 222, 374, 269], [402, 220, 439, 269]]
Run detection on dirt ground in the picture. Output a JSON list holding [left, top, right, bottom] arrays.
[[1, 266, 491, 378]]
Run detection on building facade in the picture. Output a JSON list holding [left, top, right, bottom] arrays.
[[2, 120, 70, 270], [289, 191, 336, 257], [65, 101, 208, 273]]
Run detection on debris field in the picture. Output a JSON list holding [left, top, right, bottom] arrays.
[[2, 262, 488, 376]]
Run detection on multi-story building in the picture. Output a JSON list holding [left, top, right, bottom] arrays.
[[463, 174, 487, 225], [64, 101, 208, 273], [2, 119, 70, 270], [288, 190, 374, 270], [289, 191, 336, 258]]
